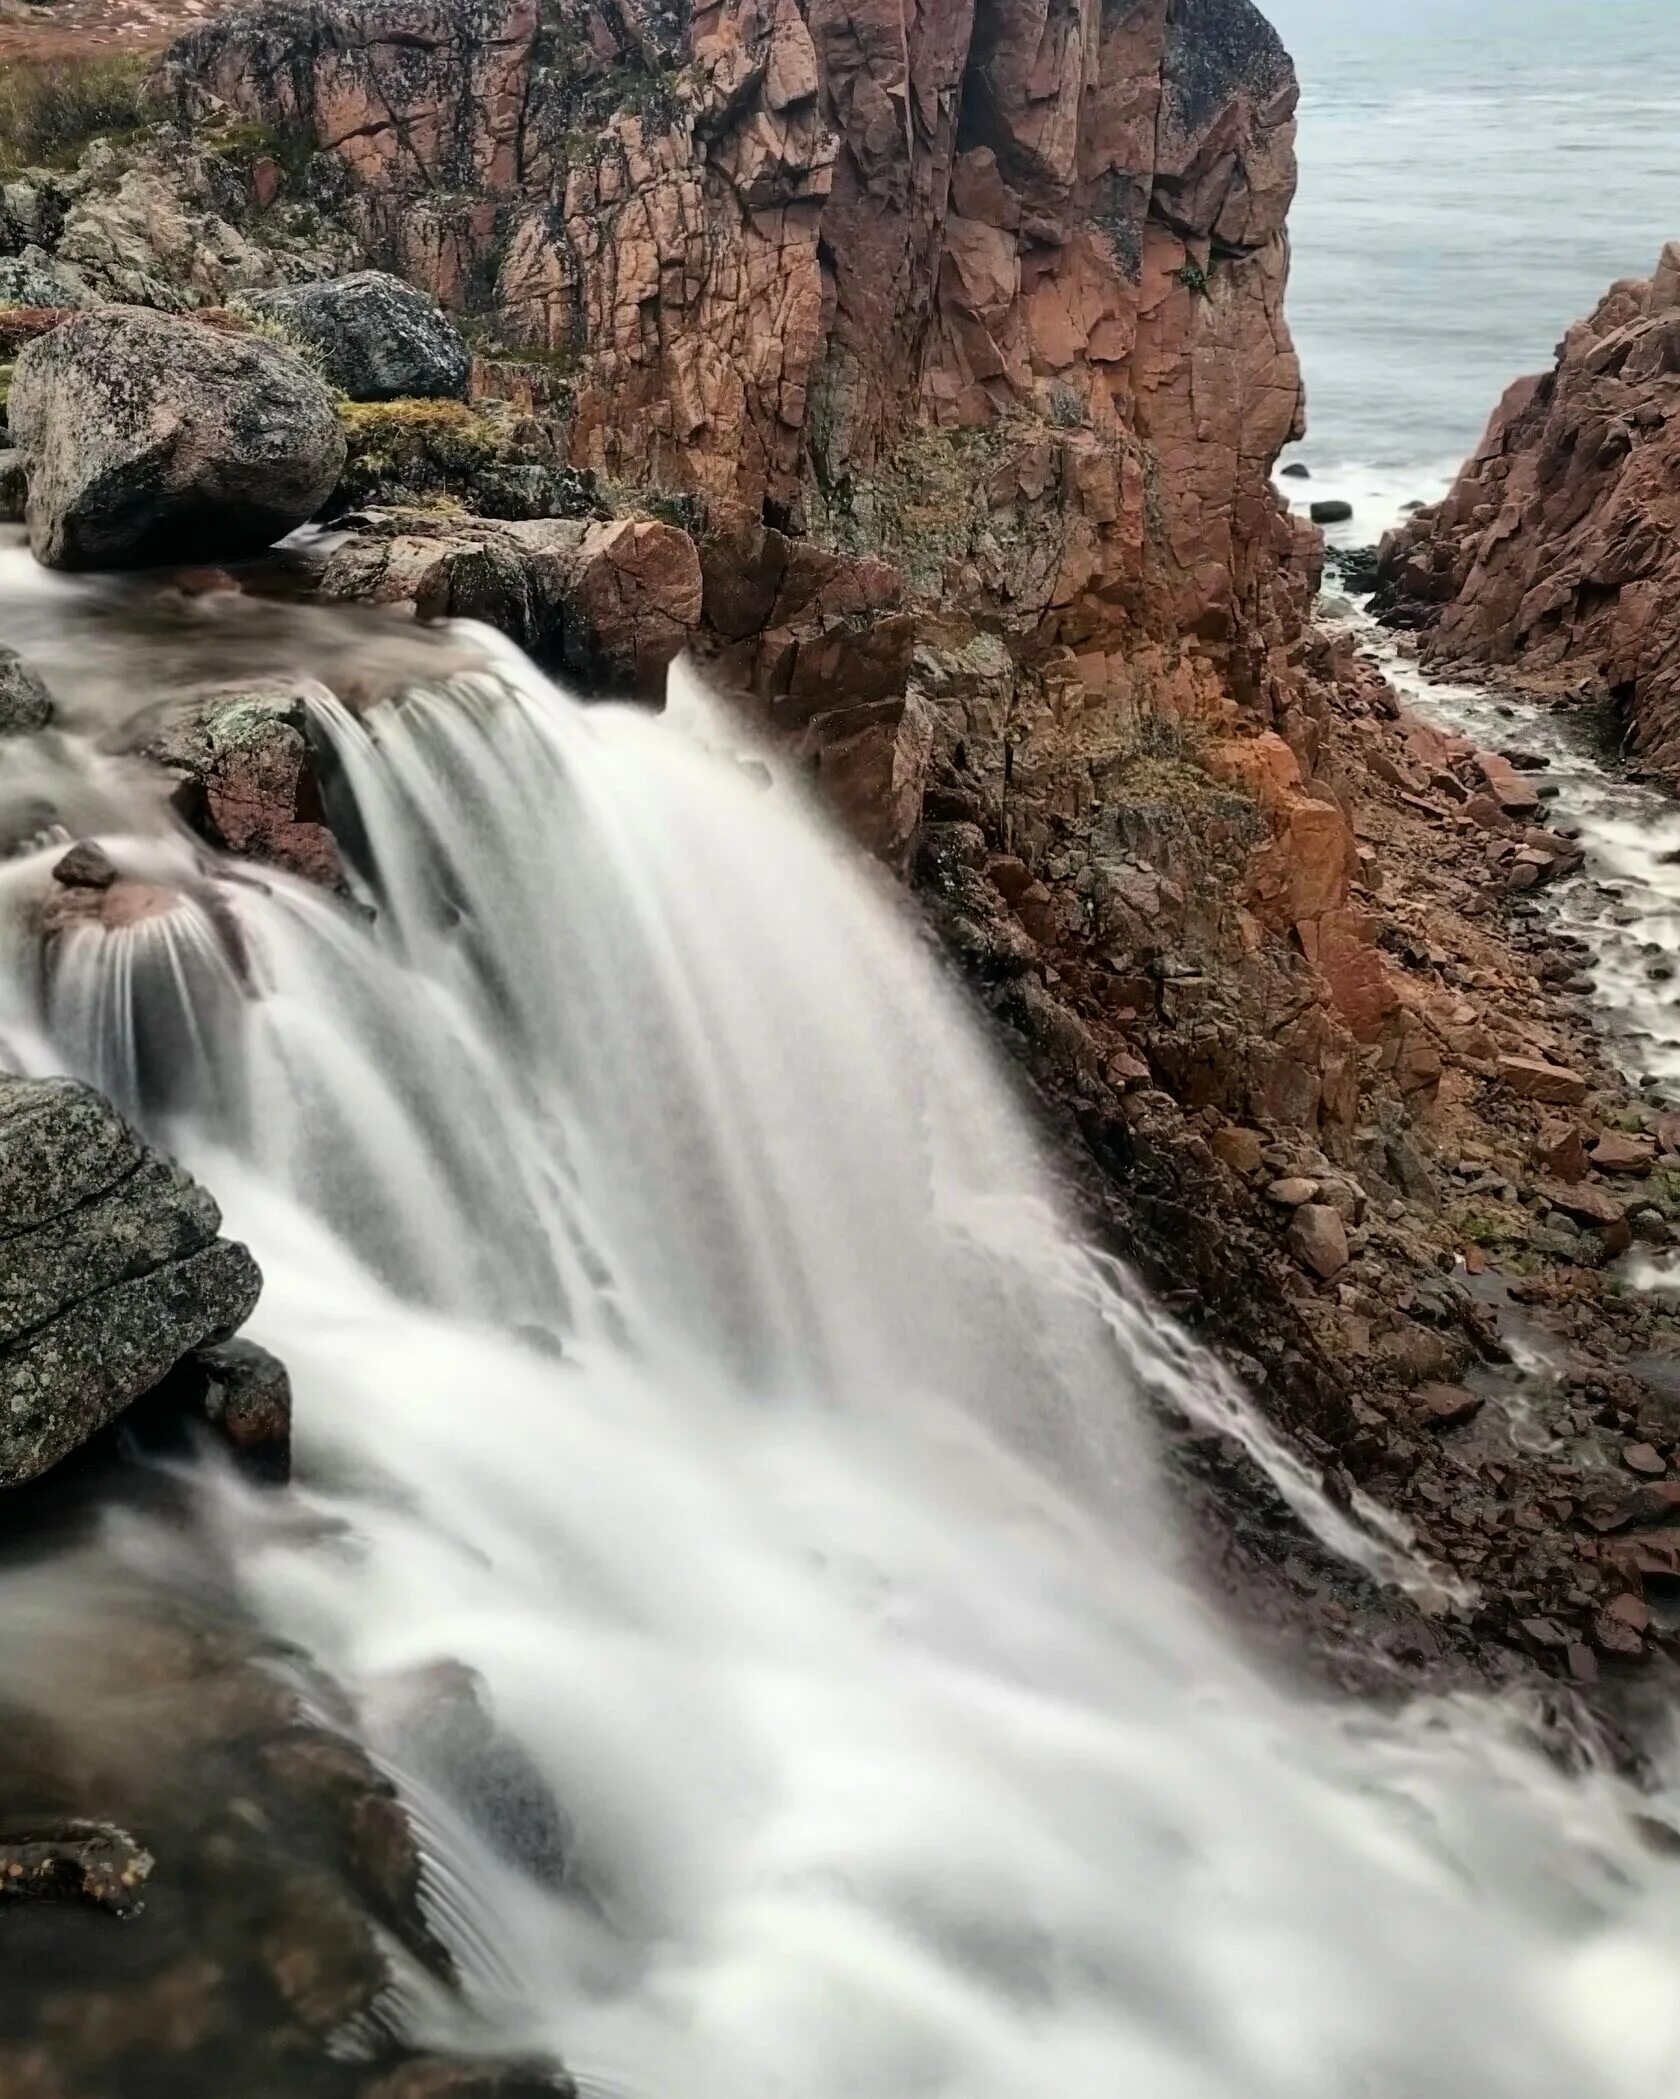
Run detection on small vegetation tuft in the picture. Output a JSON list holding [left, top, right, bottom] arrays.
[[0, 56, 151, 176]]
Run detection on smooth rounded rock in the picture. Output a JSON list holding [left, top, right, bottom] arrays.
[[9, 306, 347, 570]]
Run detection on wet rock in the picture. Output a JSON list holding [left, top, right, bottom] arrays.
[[262, 1870, 388, 2034], [1211, 1125, 1265, 1176], [1415, 1383, 1484, 1429], [1288, 1203, 1349, 1280], [256, 1729, 443, 1967], [1333, 545, 1382, 594], [239, 271, 471, 402], [1623, 1443, 1668, 1478], [196, 1338, 292, 1483], [1280, 462, 1311, 479], [51, 841, 117, 891], [1310, 499, 1354, 524], [0, 648, 54, 735], [1498, 1055, 1589, 1106], [0, 1075, 262, 1486], [9, 306, 346, 570], [1473, 752, 1542, 816], [133, 680, 344, 888], [0, 1821, 154, 1917], [1591, 1133, 1655, 1177], [557, 518, 705, 692]]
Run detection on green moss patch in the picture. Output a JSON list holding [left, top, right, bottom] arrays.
[[334, 398, 539, 513]]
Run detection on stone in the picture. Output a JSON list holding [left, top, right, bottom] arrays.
[[1287, 1203, 1350, 1280], [133, 680, 344, 888], [1415, 1383, 1484, 1429], [1498, 1055, 1589, 1105], [1624, 1443, 1668, 1478], [52, 840, 118, 890], [1310, 499, 1354, 524], [0, 251, 93, 310], [1212, 1125, 1265, 1176], [1473, 752, 1542, 815], [1541, 1182, 1627, 1230], [1595, 1605, 1648, 1659], [9, 306, 346, 569], [239, 272, 471, 401], [1591, 1132, 1656, 1177], [0, 647, 54, 734], [0, 1822, 154, 1917], [0, 1076, 262, 1486], [1266, 1176, 1320, 1208], [1534, 1120, 1588, 1183], [554, 519, 704, 692], [196, 1338, 293, 1483]]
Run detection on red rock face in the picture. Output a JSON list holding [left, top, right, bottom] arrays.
[[168, 0, 1306, 696], [165, 0, 1381, 1126], [1377, 241, 1680, 781]]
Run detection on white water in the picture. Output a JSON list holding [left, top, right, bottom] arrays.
[[7, 588, 1680, 2096]]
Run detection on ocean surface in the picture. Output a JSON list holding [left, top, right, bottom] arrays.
[[1267, 0, 1680, 539]]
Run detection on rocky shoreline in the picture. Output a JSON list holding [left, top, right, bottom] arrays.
[[5, 0, 1680, 2086]]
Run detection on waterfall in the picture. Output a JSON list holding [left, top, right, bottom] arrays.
[[4, 591, 1680, 2099]]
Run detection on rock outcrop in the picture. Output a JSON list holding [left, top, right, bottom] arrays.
[[239, 270, 472, 401], [1376, 241, 1680, 782], [164, 0, 1309, 705], [129, 678, 346, 887], [0, 132, 362, 313], [9, 304, 346, 568], [0, 1074, 262, 1485]]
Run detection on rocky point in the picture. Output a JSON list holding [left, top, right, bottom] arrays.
[[1376, 240, 1680, 786]]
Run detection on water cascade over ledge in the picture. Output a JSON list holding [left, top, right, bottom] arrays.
[[4, 560, 1680, 2098]]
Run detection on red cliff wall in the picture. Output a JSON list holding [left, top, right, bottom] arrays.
[[171, 0, 1311, 715]]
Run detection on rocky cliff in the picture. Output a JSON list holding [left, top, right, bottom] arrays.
[[159, 0, 1313, 774], [1376, 242, 1680, 783], [143, 0, 1422, 1154]]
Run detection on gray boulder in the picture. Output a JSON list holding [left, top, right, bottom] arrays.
[[240, 271, 471, 402], [8, 306, 347, 570], [0, 1074, 262, 1485], [0, 648, 53, 735], [0, 249, 93, 311]]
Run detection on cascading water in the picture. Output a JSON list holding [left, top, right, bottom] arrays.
[[7, 547, 1680, 2098]]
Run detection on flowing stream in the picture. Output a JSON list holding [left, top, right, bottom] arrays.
[[8, 540, 1680, 2095]]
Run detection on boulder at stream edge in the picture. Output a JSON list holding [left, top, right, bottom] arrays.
[[0, 1074, 262, 1484], [8, 305, 346, 569]]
